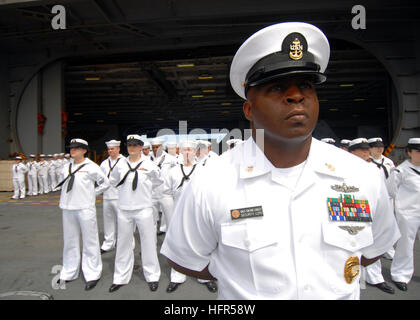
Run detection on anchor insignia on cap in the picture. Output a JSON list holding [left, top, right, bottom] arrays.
[[289, 38, 303, 60]]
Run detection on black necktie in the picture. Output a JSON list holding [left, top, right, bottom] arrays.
[[56, 163, 88, 192], [116, 161, 143, 191], [371, 158, 389, 179], [15, 165, 18, 173], [177, 164, 197, 189], [108, 157, 121, 178]]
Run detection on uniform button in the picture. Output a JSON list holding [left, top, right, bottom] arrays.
[[351, 241, 356, 248], [244, 239, 251, 248]]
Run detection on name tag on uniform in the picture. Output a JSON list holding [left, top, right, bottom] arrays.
[[230, 206, 263, 220]]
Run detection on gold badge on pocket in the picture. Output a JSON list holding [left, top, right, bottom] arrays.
[[344, 256, 360, 284]]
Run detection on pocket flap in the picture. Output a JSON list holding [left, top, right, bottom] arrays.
[[322, 222, 374, 252]]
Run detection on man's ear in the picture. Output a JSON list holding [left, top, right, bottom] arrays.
[[243, 100, 253, 122]]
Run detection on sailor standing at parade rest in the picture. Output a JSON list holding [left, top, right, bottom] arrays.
[[108, 134, 163, 293], [388, 138, 420, 292], [161, 21, 400, 300], [99, 140, 124, 254], [11, 156, 28, 199], [26, 154, 38, 196], [368, 137, 396, 260], [150, 137, 178, 234], [37, 154, 49, 194], [57, 138, 110, 291], [348, 138, 395, 294]]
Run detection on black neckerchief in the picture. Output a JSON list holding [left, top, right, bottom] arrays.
[[371, 158, 389, 179], [410, 167, 420, 176], [157, 154, 166, 169], [107, 157, 121, 178], [176, 164, 197, 189], [116, 160, 144, 191], [56, 162, 88, 192]]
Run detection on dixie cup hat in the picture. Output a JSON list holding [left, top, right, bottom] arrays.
[[105, 140, 121, 147]]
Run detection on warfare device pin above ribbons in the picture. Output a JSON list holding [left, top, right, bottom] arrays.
[[327, 194, 372, 222]]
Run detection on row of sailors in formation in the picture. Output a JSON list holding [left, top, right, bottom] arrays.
[[11, 153, 71, 199], [10, 138, 243, 200], [321, 136, 420, 294], [48, 135, 243, 293]]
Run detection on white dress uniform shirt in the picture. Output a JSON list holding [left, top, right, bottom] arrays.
[[161, 137, 400, 300], [37, 160, 49, 194], [59, 158, 110, 210], [109, 156, 163, 210], [389, 160, 420, 283]]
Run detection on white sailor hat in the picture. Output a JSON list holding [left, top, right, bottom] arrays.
[[321, 138, 336, 145], [348, 138, 370, 151], [126, 134, 144, 146], [150, 137, 164, 146], [407, 138, 420, 150], [15, 156, 22, 160], [165, 141, 178, 148], [29, 154, 36, 158], [178, 139, 197, 149], [197, 140, 211, 148], [59, 153, 65, 156], [68, 138, 89, 149], [142, 141, 151, 148], [340, 139, 351, 147], [230, 22, 330, 99], [53, 153, 59, 157], [65, 153, 70, 157], [105, 139, 121, 147], [40, 154, 46, 158], [47, 154, 53, 158], [367, 137, 384, 148]]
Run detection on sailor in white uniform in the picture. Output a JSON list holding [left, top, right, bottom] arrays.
[[161, 22, 400, 300], [47, 154, 56, 192], [26, 154, 38, 196], [368, 137, 396, 260], [11, 156, 28, 199], [57, 138, 110, 291], [142, 141, 154, 161], [37, 154, 49, 194], [150, 137, 178, 234], [349, 138, 395, 294], [99, 140, 124, 254], [108, 134, 163, 293], [389, 138, 420, 291], [53, 154, 63, 191]]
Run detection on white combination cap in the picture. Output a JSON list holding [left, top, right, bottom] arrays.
[[407, 138, 420, 150], [321, 138, 335, 144], [126, 134, 144, 146], [230, 22, 330, 99], [348, 138, 370, 151], [105, 140, 121, 147], [142, 141, 151, 148], [367, 137, 384, 147], [69, 138, 89, 148]]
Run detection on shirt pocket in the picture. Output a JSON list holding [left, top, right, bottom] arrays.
[[220, 220, 287, 294], [322, 221, 373, 296]]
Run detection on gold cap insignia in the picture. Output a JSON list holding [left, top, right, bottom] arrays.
[[344, 256, 360, 284], [289, 38, 303, 60], [339, 225, 365, 235]]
